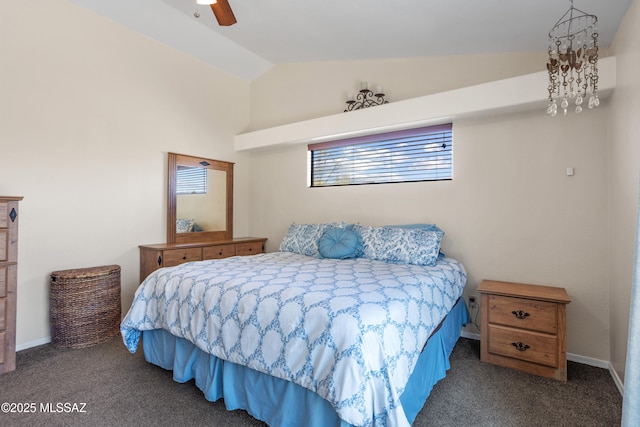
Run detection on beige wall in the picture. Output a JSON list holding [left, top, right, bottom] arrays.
[[246, 108, 610, 360], [0, 1, 250, 346], [609, 0, 640, 382], [247, 58, 612, 360], [248, 52, 555, 131]]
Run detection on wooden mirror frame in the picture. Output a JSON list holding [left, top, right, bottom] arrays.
[[167, 152, 233, 244]]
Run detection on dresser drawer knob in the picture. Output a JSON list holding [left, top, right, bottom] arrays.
[[511, 310, 530, 320], [511, 342, 530, 352]]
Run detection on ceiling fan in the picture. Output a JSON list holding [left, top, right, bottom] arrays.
[[196, 0, 237, 26]]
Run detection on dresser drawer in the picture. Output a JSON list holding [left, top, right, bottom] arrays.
[[0, 267, 5, 298], [0, 230, 7, 262], [203, 244, 236, 260], [140, 238, 267, 281], [488, 324, 558, 368], [0, 298, 5, 330], [236, 241, 263, 256], [0, 202, 7, 228], [487, 294, 558, 334], [163, 248, 202, 267]]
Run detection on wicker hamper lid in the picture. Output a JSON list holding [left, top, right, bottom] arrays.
[[50, 265, 120, 281]]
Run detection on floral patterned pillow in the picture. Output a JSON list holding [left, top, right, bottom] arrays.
[[176, 218, 195, 233], [279, 222, 346, 257], [353, 225, 444, 266]]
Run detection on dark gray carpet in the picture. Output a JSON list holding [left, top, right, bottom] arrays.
[[0, 336, 621, 427]]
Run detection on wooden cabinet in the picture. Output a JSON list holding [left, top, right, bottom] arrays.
[[139, 237, 267, 282], [0, 196, 22, 375], [478, 279, 571, 382]]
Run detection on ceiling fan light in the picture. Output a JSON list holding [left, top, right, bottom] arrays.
[[196, 0, 216, 5]]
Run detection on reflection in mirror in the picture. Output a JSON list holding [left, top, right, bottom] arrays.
[[168, 153, 233, 244], [176, 168, 226, 232]]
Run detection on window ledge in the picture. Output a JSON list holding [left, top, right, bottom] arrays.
[[235, 56, 615, 152]]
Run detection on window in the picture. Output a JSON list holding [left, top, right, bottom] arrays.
[[176, 165, 208, 195], [308, 123, 452, 187]]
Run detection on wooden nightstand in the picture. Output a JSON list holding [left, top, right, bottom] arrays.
[[478, 279, 571, 382]]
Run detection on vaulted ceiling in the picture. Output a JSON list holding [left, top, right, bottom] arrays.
[[70, 0, 633, 81]]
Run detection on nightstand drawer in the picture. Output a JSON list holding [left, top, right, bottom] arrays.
[[203, 244, 236, 260], [487, 294, 558, 334], [163, 248, 202, 267], [488, 324, 558, 368], [236, 241, 263, 256]]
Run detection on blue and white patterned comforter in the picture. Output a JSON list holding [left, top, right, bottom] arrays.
[[121, 252, 467, 427]]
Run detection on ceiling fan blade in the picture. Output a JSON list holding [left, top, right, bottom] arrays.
[[210, 0, 237, 26]]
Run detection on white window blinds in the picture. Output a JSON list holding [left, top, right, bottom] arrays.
[[308, 123, 452, 187], [176, 166, 208, 194]]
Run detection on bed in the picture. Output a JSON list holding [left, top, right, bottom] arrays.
[[121, 223, 469, 427]]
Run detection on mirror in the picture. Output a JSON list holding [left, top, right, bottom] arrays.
[[167, 152, 233, 244]]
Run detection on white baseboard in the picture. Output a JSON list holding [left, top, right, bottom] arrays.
[[16, 336, 51, 352], [460, 331, 623, 395], [460, 330, 481, 341], [608, 364, 625, 395], [567, 352, 609, 369]]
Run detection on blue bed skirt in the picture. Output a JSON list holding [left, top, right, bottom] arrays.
[[142, 298, 470, 427]]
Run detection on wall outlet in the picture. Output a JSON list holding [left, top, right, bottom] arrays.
[[467, 294, 479, 310]]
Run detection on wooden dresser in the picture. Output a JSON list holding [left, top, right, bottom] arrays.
[[478, 279, 571, 382], [139, 237, 267, 282], [0, 196, 23, 375]]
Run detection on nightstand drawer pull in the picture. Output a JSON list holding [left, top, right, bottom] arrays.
[[511, 310, 530, 319], [511, 342, 530, 352]]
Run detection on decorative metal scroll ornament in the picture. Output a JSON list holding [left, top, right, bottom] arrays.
[[345, 82, 389, 112], [546, 0, 599, 116]]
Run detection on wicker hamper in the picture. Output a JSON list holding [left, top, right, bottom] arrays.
[[49, 265, 121, 349]]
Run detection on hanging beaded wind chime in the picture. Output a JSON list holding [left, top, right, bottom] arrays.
[[546, 0, 599, 116]]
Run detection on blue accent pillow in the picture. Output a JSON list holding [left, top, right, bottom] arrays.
[[354, 225, 444, 266], [318, 227, 363, 259]]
